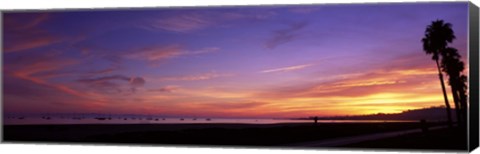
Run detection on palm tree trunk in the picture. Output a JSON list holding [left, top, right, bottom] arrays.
[[457, 81, 468, 128], [450, 82, 461, 124], [435, 59, 453, 127]]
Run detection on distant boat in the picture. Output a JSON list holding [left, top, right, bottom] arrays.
[[206, 118, 211, 121], [193, 118, 197, 120], [95, 117, 107, 120], [18, 117, 25, 120], [180, 118, 184, 121]]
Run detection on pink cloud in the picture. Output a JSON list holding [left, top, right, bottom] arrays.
[[261, 63, 313, 73], [124, 45, 219, 64], [187, 47, 220, 55], [10, 58, 77, 85], [3, 13, 50, 30], [3, 13, 62, 53], [88, 68, 117, 75], [124, 45, 183, 62], [4, 36, 61, 53], [3, 55, 98, 101], [157, 71, 233, 81]]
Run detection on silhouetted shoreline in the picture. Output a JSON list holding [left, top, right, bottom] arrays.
[[3, 122, 465, 150]]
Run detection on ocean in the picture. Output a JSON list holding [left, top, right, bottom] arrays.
[[3, 115, 416, 125]]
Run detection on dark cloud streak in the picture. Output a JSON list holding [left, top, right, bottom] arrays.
[[265, 21, 308, 49]]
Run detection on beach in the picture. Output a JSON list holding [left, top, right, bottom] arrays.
[[344, 126, 467, 150], [4, 121, 460, 149]]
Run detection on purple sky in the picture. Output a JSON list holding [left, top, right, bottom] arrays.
[[3, 2, 469, 118]]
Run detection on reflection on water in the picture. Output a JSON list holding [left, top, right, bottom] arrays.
[[3, 115, 417, 125]]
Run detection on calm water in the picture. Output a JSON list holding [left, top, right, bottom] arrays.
[[3, 115, 416, 125]]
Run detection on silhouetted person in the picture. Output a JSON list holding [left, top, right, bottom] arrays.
[[314, 116, 318, 124]]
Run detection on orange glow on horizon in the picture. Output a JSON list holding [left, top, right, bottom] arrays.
[[64, 65, 461, 118]]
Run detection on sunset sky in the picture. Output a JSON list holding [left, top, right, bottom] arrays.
[[2, 2, 469, 118]]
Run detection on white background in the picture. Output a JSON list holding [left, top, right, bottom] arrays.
[[0, 0, 479, 154]]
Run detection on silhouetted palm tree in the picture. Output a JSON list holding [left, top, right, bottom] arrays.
[[441, 47, 466, 125], [422, 20, 455, 127]]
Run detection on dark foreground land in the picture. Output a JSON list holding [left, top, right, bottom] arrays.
[[3, 122, 466, 150], [344, 126, 467, 150]]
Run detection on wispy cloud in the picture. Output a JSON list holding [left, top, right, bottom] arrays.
[[187, 47, 220, 55], [148, 85, 181, 93], [158, 71, 233, 81], [3, 53, 96, 100], [172, 86, 255, 99], [77, 75, 146, 94], [2, 74, 106, 114], [3, 13, 62, 53], [197, 101, 269, 110], [265, 21, 308, 49], [11, 13, 51, 29], [143, 10, 277, 33], [257, 66, 441, 101], [77, 75, 131, 83], [8, 55, 77, 85], [3, 13, 50, 31], [124, 45, 219, 64], [4, 36, 61, 53], [88, 68, 118, 75], [248, 65, 447, 116], [261, 64, 313, 73], [144, 13, 212, 33], [124, 45, 183, 62]]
